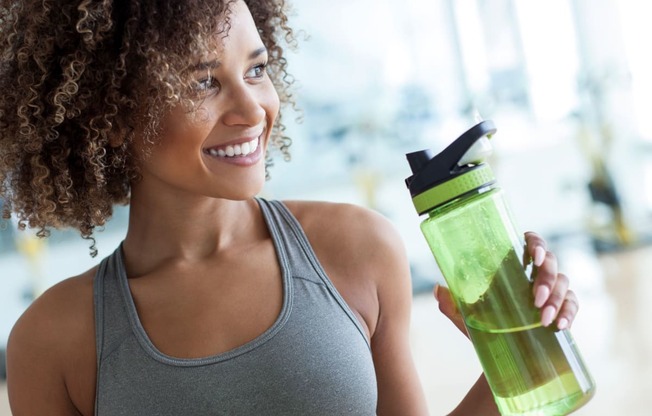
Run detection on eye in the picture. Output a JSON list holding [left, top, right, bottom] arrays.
[[195, 75, 220, 92], [245, 62, 268, 80]]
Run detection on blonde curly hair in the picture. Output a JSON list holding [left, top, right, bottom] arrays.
[[0, 0, 295, 255]]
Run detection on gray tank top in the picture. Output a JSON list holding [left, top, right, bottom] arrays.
[[93, 198, 378, 415]]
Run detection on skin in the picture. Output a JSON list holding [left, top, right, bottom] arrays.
[[6, 2, 580, 415]]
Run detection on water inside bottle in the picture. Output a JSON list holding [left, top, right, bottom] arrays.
[[466, 322, 594, 415], [461, 249, 595, 415]]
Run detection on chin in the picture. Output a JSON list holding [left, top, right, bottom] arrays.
[[214, 174, 266, 201]]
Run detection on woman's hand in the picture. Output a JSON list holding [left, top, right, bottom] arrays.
[[523, 231, 578, 329], [434, 231, 579, 334], [434, 285, 467, 336]]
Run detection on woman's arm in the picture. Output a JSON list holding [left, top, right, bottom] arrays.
[[365, 213, 430, 416], [7, 273, 96, 416], [7, 292, 81, 415], [447, 375, 499, 416]]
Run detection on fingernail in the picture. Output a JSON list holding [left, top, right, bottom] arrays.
[[434, 284, 441, 301], [541, 305, 556, 327], [534, 246, 546, 267], [557, 318, 569, 330], [534, 286, 550, 308]]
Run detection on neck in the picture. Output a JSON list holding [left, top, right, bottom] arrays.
[[122, 186, 263, 276]]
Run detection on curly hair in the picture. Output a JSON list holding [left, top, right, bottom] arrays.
[[0, 0, 295, 255]]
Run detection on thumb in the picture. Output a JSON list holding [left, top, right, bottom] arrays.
[[434, 284, 468, 338]]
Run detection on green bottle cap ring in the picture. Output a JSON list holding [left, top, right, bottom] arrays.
[[412, 165, 495, 214]]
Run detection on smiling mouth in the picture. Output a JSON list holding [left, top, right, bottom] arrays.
[[203, 136, 260, 158]]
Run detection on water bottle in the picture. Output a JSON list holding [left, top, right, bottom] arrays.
[[405, 121, 595, 415]]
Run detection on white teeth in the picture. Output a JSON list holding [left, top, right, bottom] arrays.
[[241, 142, 250, 155], [206, 137, 259, 158]]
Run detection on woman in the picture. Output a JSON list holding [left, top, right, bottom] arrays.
[[1, 0, 579, 414]]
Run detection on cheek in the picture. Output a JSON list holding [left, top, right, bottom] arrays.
[[157, 110, 212, 152]]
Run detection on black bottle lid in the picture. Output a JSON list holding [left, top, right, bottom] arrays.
[[405, 120, 498, 214]]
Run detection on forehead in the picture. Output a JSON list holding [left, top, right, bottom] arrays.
[[193, 1, 262, 62]]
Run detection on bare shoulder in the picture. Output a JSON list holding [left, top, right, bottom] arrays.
[[7, 267, 98, 415], [9, 267, 97, 346], [281, 199, 408, 269], [281, 200, 412, 333]]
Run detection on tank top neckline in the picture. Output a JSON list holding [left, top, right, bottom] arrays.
[[112, 198, 294, 367]]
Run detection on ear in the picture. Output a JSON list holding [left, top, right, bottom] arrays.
[[108, 135, 124, 148], [108, 123, 134, 148]]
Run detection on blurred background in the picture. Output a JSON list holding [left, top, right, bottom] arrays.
[[2, 0, 652, 414]]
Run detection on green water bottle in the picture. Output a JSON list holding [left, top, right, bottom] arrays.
[[405, 121, 595, 415]]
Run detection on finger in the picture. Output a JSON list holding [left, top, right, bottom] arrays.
[[434, 284, 468, 337], [524, 231, 548, 267], [532, 250, 559, 308], [540, 272, 569, 327], [555, 290, 579, 330]]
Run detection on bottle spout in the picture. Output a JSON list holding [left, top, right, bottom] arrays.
[[405, 120, 498, 198], [407, 149, 435, 174]]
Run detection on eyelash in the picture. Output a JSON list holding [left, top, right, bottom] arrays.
[[247, 61, 268, 79], [195, 61, 268, 92], [196, 76, 219, 91]]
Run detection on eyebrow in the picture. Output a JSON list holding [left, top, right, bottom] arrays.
[[190, 47, 268, 72]]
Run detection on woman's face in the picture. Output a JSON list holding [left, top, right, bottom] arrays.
[[133, 0, 280, 202]]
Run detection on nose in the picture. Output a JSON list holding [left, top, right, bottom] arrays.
[[221, 83, 266, 127]]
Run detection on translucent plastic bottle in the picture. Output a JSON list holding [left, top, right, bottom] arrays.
[[405, 121, 595, 415]]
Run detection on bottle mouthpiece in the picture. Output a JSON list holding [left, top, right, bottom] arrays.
[[405, 120, 498, 214]]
